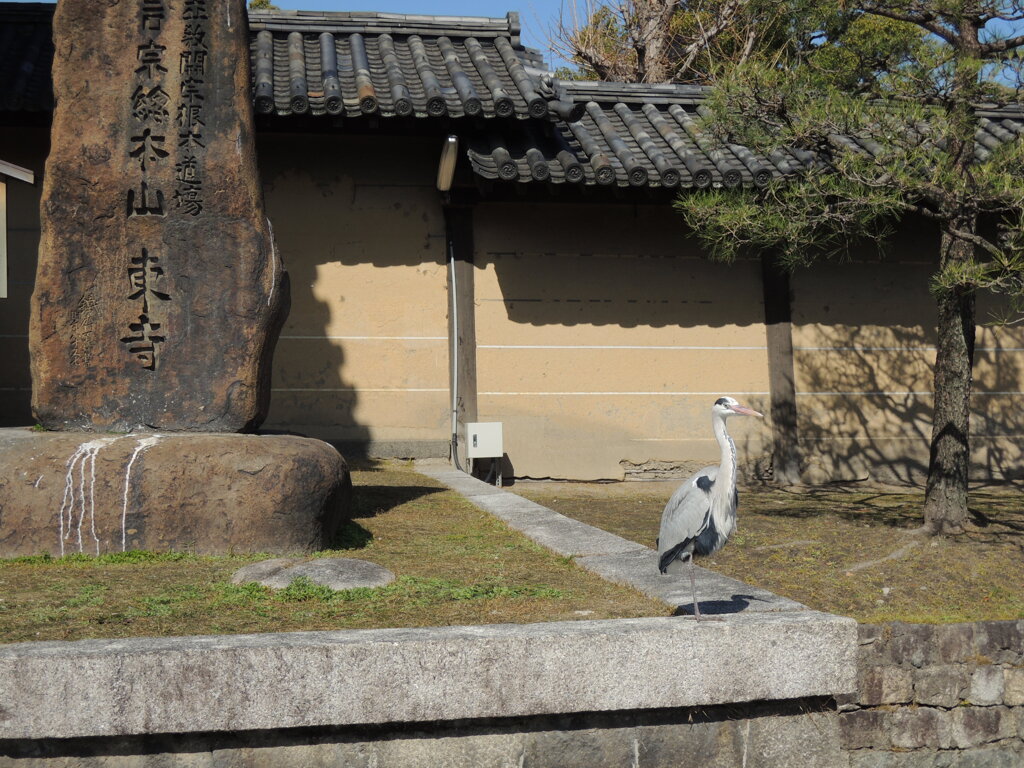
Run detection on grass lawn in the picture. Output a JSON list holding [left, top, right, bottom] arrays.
[[0, 461, 667, 645], [513, 480, 1024, 624]]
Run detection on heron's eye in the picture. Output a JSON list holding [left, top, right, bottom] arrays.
[[714, 397, 729, 406]]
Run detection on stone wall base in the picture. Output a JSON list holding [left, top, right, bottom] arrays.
[[0, 700, 842, 768]]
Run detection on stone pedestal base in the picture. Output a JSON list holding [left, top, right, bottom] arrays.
[[0, 429, 351, 558]]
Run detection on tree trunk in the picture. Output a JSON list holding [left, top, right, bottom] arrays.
[[922, 229, 976, 535]]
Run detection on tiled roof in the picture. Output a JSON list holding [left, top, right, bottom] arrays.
[[467, 82, 799, 189], [2, 4, 1022, 191], [0, 2, 53, 112], [467, 81, 1024, 188], [0, 4, 578, 121], [248, 9, 576, 119]]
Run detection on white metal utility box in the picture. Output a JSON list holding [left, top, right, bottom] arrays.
[[465, 422, 503, 459]]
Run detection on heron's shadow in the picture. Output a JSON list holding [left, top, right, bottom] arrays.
[[672, 593, 762, 617]]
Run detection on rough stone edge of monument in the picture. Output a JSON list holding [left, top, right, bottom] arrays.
[[413, 462, 811, 615]]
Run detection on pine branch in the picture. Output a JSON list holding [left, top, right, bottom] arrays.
[[980, 33, 1024, 55]]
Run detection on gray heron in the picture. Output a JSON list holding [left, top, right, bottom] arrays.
[[657, 396, 762, 619]]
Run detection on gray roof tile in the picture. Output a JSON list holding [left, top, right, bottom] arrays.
[[467, 82, 1024, 189], [2, 3, 1022, 191], [252, 14, 560, 119]]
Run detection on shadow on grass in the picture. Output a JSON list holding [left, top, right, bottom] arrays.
[[326, 520, 374, 551], [756, 486, 924, 529], [756, 485, 1024, 542], [350, 485, 446, 519]]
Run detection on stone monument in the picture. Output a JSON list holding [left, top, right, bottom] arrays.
[[0, 0, 350, 558], [32, 0, 281, 432]]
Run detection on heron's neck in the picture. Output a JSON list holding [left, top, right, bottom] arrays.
[[713, 416, 737, 499]]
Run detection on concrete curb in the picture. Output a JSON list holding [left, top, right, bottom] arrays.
[[415, 463, 807, 615], [0, 613, 855, 740]]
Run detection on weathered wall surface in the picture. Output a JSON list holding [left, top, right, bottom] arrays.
[[0, 126, 46, 427], [791, 226, 1024, 484], [2, 128, 1022, 479], [840, 621, 1024, 767], [473, 201, 772, 480], [255, 133, 450, 453]]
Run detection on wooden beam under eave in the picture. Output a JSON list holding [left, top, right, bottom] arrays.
[[445, 203, 478, 471], [761, 252, 801, 484]]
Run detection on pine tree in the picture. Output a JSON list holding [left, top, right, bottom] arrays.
[[678, 1, 1024, 533]]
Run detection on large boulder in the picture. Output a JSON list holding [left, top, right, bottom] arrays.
[[0, 430, 351, 557]]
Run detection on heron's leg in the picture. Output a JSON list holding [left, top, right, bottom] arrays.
[[689, 558, 702, 621]]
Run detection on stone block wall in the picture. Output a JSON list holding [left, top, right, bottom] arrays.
[[840, 621, 1024, 767]]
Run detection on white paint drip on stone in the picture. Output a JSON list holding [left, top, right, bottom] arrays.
[[121, 435, 162, 551], [58, 438, 120, 556]]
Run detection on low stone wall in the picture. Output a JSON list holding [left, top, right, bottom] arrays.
[[840, 621, 1024, 767]]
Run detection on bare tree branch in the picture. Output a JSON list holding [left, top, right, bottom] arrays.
[[980, 33, 1024, 54]]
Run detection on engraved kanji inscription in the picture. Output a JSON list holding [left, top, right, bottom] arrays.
[[180, 48, 207, 78], [127, 249, 171, 310], [182, 21, 206, 47], [135, 40, 167, 79], [141, 0, 166, 31], [121, 248, 171, 370], [126, 181, 166, 217], [120, 314, 165, 370], [129, 128, 169, 171], [131, 85, 170, 124], [182, 0, 209, 20]]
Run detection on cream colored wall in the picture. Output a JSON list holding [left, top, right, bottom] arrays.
[[4, 125, 1019, 484], [257, 134, 450, 446], [0, 127, 46, 427], [473, 202, 771, 480], [791, 231, 1024, 483]]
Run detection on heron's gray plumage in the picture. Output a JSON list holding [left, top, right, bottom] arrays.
[[656, 396, 761, 617], [657, 464, 737, 573]]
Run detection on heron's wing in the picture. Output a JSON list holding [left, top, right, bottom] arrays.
[[657, 466, 718, 573]]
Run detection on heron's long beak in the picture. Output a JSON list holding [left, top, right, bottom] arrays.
[[731, 404, 763, 418]]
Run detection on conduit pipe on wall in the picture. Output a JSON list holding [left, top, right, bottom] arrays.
[[447, 227, 465, 473], [437, 136, 468, 472]]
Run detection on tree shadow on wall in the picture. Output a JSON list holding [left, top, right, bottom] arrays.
[[791, 322, 1024, 486]]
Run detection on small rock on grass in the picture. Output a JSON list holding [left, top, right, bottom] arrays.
[[231, 558, 396, 591], [231, 558, 295, 585]]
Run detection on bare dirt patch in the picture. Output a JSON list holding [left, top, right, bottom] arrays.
[[0, 461, 667, 644], [512, 480, 1024, 623]]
